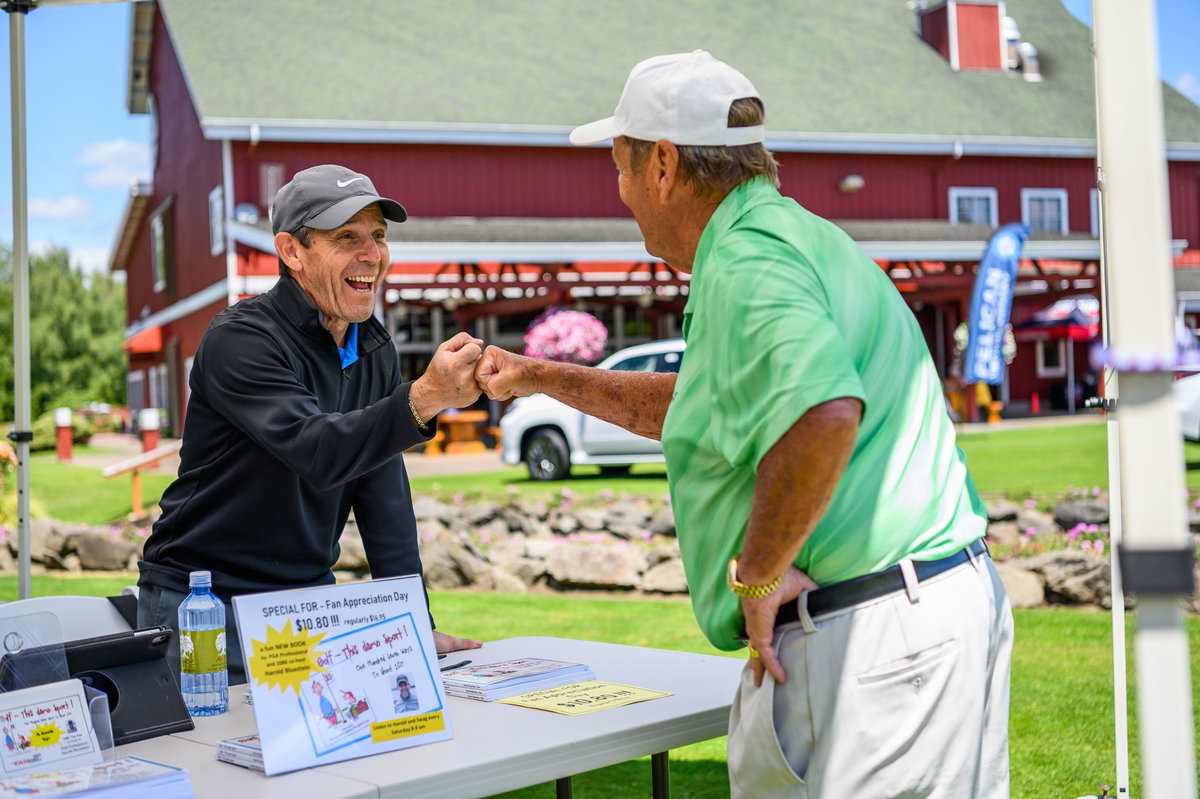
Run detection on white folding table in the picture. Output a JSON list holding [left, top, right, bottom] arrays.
[[116, 636, 744, 799]]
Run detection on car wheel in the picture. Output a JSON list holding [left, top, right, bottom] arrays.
[[525, 428, 570, 481]]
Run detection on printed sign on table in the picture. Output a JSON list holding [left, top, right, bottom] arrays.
[[0, 679, 103, 778], [232, 575, 450, 775]]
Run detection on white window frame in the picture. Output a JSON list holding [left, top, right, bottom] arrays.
[[151, 213, 166, 293], [1021, 188, 1069, 234], [262, 163, 285, 219], [949, 187, 999, 226], [208, 185, 225, 256], [127, 370, 146, 414], [1035, 339, 1067, 378]]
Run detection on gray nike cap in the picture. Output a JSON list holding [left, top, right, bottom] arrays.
[[270, 164, 407, 234]]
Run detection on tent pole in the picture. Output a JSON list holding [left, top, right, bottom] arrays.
[[7, 6, 32, 600], [1094, 1, 1197, 796]]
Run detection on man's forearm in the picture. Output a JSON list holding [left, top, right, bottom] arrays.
[[734, 398, 863, 586], [529, 359, 675, 440]]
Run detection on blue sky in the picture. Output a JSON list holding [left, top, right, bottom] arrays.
[[0, 0, 1196, 276]]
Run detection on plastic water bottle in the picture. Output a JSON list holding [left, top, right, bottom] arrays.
[[178, 570, 228, 716]]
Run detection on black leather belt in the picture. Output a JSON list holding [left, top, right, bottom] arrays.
[[774, 538, 989, 629]]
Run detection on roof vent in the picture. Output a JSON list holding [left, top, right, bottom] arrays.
[[1018, 41, 1041, 82]]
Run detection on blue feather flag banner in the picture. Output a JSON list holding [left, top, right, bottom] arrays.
[[964, 222, 1030, 385]]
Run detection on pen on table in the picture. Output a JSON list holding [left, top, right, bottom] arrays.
[[440, 659, 472, 672]]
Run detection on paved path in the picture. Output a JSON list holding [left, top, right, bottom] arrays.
[[74, 409, 1102, 481], [77, 432, 508, 479]]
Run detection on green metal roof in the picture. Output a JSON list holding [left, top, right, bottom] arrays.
[[154, 0, 1200, 150]]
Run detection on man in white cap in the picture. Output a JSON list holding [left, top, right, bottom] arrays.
[[139, 164, 483, 683], [475, 51, 1011, 796]]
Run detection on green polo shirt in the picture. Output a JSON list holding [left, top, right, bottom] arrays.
[[662, 177, 985, 650]]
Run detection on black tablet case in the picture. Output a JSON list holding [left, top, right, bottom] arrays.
[[0, 626, 194, 746]]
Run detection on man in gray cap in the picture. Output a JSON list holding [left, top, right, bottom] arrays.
[[139, 164, 483, 683], [476, 52, 1011, 797]]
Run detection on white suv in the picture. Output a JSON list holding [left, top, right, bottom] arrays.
[[500, 339, 686, 480]]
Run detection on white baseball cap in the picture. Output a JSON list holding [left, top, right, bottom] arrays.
[[570, 50, 764, 147]]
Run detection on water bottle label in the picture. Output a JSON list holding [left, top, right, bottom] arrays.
[[180, 629, 227, 674]]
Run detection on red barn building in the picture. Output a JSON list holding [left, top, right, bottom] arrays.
[[111, 0, 1200, 431]]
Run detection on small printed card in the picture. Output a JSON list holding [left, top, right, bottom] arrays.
[[0, 678, 103, 778], [496, 681, 673, 716], [232, 575, 450, 775], [0, 755, 191, 799]]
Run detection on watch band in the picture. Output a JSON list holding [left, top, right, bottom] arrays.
[[727, 557, 783, 599]]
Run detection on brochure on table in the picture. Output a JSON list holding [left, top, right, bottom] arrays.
[[232, 575, 450, 775]]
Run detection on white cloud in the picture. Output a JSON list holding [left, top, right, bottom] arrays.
[[69, 247, 113, 276], [28, 196, 91, 220], [1176, 72, 1200, 106], [77, 139, 150, 189]]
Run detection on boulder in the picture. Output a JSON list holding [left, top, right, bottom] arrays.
[[985, 498, 1020, 522], [1053, 500, 1109, 531], [72, 531, 138, 571], [576, 510, 607, 531], [488, 566, 528, 593], [1015, 507, 1057, 537], [334, 533, 368, 572], [994, 563, 1045, 608], [544, 544, 647, 590], [647, 507, 676, 537], [420, 531, 490, 589], [1014, 550, 1112, 608], [986, 521, 1021, 548], [640, 559, 689, 593]]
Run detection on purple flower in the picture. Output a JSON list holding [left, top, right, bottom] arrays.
[[1023, 499, 1036, 509]]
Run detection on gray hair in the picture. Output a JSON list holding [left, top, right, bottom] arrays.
[[626, 97, 779, 198], [277, 225, 314, 278]]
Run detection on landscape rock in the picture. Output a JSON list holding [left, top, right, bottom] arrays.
[[647, 507, 676, 537], [994, 563, 1045, 608], [1013, 550, 1112, 608], [334, 533, 368, 573], [72, 531, 138, 571], [985, 498, 1020, 522], [1054, 500, 1109, 531], [640, 559, 688, 593], [545, 544, 647, 590], [1016, 507, 1057, 536]]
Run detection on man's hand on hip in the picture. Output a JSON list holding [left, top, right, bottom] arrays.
[[743, 566, 818, 687], [410, 332, 484, 420]]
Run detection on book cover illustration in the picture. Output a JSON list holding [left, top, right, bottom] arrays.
[[232, 575, 451, 775]]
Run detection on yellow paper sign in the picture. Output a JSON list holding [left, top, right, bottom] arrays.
[[497, 681, 673, 715], [29, 722, 62, 748], [370, 711, 446, 742], [246, 620, 329, 694]]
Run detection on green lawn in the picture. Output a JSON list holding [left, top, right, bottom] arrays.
[[18, 418, 1200, 525], [0, 576, 1191, 799], [25, 449, 175, 525]]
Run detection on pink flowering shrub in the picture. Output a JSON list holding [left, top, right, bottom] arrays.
[[524, 308, 607, 365]]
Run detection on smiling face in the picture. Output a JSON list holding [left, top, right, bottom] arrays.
[[280, 204, 390, 346]]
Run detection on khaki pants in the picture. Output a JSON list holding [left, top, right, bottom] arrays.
[[728, 555, 1013, 798]]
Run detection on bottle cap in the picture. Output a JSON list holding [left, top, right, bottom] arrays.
[[188, 570, 212, 589]]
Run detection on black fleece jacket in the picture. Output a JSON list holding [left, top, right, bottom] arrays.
[[138, 276, 436, 600]]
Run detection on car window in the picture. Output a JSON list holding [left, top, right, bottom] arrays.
[[608, 354, 660, 372], [658, 350, 683, 373]]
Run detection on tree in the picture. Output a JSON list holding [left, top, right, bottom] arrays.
[[0, 245, 127, 420]]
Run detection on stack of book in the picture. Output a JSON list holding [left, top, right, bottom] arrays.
[[0, 757, 192, 799], [216, 735, 264, 773], [440, 658, 594, 701]]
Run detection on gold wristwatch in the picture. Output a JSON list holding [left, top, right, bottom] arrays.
[[727, 557, 782, 599]]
